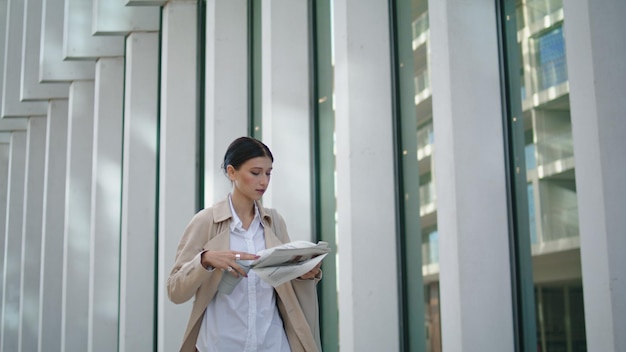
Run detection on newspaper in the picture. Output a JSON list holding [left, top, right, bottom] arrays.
[[217, 241, 331, 294]]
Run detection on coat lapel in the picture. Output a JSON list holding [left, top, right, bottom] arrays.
[[203, 197, 232, 250]]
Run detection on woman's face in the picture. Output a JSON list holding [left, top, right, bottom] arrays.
[[228, 156, 273, 202]]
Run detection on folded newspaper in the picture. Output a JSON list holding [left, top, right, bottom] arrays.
[[217, 241, 331, 294]]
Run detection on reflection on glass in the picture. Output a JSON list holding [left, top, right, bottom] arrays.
[[411, 1, 440, 351], [536, 285, 586, 352], [516, 0, 586, 350]]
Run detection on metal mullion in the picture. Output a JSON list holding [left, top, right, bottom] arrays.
[[311, 0, 338, 351], [496, 0, 538, 351], [389, 0, 425, 351]]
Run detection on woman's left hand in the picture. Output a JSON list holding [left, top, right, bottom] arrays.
[[298, 262, 321, 280]]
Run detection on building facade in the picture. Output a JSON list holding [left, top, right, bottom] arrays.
[[0, 0, 624, 351]]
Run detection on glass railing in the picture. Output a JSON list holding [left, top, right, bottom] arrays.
[[527, 183, 538, 244], [419, 182, 436, 212], [417, 123, 434, 159], [534, 27, 568, 91], [525, 144, 537, 170], [536, 129, 574, 166], [414, 69, 430, 97], [422, 230, 439, 266], [542, 204, 579, 242], [412, 12, 429, 40], [524, 0, 564, 26]]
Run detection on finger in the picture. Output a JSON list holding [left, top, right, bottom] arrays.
[[236, 252, 260, 261], [231, 263, 249, 278], [224, 265, 241, 278]]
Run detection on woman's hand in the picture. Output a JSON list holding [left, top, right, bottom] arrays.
[[201, 250, 259, 278], [298, 262, 322, 280]]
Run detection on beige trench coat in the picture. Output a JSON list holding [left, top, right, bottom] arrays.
[[167, 198, 321, 352]]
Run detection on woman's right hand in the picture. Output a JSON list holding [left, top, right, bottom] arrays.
[[201, 250, 259, 278]]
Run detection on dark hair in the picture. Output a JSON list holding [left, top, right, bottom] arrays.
[[222, 137, 274, 173]]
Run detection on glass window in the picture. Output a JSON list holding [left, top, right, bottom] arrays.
[[506, 0, 586, 350], [412, 3, 439, 350], [394, 0, 438, 350]]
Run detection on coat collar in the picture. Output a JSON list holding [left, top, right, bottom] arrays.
[[212, 196, 273, 227], [209, 196, 281, 249]]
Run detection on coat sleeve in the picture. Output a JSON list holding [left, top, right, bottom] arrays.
[[167, 209, 215, 304]]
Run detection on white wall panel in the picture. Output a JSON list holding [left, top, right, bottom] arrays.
[[0, 141, 9, 348], [204, 0, 248, 204], [0, 119, 29, 132], [63, 0, 124, 59], [41, 0, 95, 81], [119, 32, 159, 352], [1, 0, 47, 117], [19, 116, 46, 352], [39, 99, 69, 352], [61, 81, 95, 352], [429, 1, 515, 351], [0, 139, 8, 352], [88, 58, 124, 352], [158, 3, 196, 351], [21, 0, 69, 100], [260, 0, 312, 242], [563, 1, 626, 350], [93, 0, 160, 35], [332, 0, 400, 350], [0, 0, 6, 119], [0, 131, 26, 352]]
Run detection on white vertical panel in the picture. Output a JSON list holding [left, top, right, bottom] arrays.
[[429, 1, 515, 351], [1, 0, 47, 117], [0, 119, 29, 132], [21, 0, 69, 100], [61, 81, 95, 352], [41, 0, 95, 82], [563, 1, 626, 351], [0, 131, 27, 352], [88, 58, 124, 352], [39, 99, 69, 352], [119, 32, 159, 352], [0, 141, 9, 347], [19, 116, 46, 352], [92, 0, 160, 35], [0, 0, 6, 110], [260, 0, 312, 242], [158, 3, 196, 351], [332, 0, 399, 350], [204, 0, 248, 204], [63, 0, 124, 59], [0, 2, 32, 131]]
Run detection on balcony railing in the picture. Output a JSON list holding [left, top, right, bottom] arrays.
[[417, 123, 434, 160], [412, 12, 429, 41], [542, 205, 579, 242], [536, 129, 574, 167], [421, 230, 439, 266], [414, 69, 430, 98], [419, 182, 436, 215]]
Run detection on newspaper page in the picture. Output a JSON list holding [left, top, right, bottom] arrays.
[[217, 241, 331, 294], [252, 241, 330, 287]]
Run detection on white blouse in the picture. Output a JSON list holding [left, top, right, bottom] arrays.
[[196, 197, 290, 352]]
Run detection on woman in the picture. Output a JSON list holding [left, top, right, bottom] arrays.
[[167, 137, 322, 352]]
